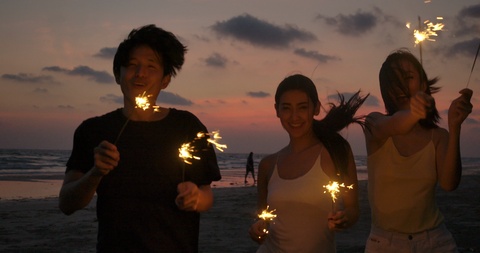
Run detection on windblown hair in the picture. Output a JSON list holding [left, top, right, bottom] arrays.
[[379, 48, 441, 128], [113, 24, 187, 81], [275, 74, 369, 178]]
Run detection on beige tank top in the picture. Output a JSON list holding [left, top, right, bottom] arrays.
[[367, 136, 444, 234], [257, 155, 335, 253]]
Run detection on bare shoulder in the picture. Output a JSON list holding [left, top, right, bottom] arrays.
[[320, 146, 337, 178], [366, 111, 385, 120], [258, 153, 277, 172], [432, 127, 449, 144], [364, 112, 385, 133]]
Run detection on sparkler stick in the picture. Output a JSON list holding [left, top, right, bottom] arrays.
[[466, 42, 480, 88], [323, 181, 354, 212], [114, 91, 159, 145], [418, 16, 424, 65], [178, 130, 227, 181], [257, 205, 277, 237]]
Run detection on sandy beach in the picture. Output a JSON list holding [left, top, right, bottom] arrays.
[[1, 170, 479, 253]]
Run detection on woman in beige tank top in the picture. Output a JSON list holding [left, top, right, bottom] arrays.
[[364, 49, 473, 253]]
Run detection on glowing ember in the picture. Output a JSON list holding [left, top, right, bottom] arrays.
[[258, 206, 277, 221], [258, 205, 277, 236], [135, 91, 160, 112], [114, 91, 160, 145], [323, 181, 354, 203], [198, 131, 228, 152], [178, 142, 201, 165]]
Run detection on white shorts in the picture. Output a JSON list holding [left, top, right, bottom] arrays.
[[364, 223, 458, 253]]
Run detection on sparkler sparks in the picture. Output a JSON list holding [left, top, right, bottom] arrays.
[[258, 206, 277, 221], [323, 181, 354, 212], [114, 91, 159, 145], [178, 131, 228, 165], [257, 205, 277, 236], [178, 130, 227, 181], [411, 19, 444, 45], [406, 16, 444, 64], [135, 91, 160, 112], [178, 142, 201, 165]]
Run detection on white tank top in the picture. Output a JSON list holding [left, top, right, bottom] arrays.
[[257, 155, 336, 253]]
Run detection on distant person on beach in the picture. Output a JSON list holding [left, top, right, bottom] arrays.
[[245, 152, 256, 184], [248, 74, 368, 252], [59, 24, 221, 252], [363, 49, 473, 253]]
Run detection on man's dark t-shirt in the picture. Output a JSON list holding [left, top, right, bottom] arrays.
[[66, 108, 221, 253]]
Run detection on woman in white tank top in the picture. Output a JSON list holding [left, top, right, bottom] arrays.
[[248, 74, 369, 252]]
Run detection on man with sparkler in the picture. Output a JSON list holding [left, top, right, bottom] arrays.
[[59, 24, 221, 253], [363, 49, 473, 253], [248, 74, 368, 252]]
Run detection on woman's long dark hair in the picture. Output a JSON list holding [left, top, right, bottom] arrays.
[[275, 74, 369, 178], [379, 48, 440, 128]]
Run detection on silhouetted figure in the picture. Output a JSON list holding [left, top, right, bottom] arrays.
[[245, 152, 256, 184]]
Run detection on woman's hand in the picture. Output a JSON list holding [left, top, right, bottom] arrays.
[[249, 220, 268, 244], [327, 210, 350, 231]]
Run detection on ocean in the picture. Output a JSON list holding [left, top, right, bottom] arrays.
[[0, 149, 479, 181]]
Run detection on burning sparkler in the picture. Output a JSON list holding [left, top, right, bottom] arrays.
[[406, 16, 444, 64], [114, 91, 159, 145], [178, 130, 227, 181], [323, 181, 354, 212], [257, 205, 277, 237], [135, 91, 160, 112]]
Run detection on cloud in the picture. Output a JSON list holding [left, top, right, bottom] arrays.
[[317, 9, 378, 37], [247, 91, 270, 98], [1, 73, 60, 85], [57, 105, 75, 110], [327, 92, 380, 107], [459, 3, 480, 19], [99, 93, 123, 104], [465, 117, 479, 124], [94, 47, 117, 59], [445, 38, 480, 57], [43, 65, 114, 84], [204, 53, 228, 68], [364, 94, 380, 107], [453, 4, 480, 38], [293, 48, 340, 63], [158, 91, 193, 106], [33, 88, 48, 94], [211, 13, 317, 48], [316, 7, 402, 37]]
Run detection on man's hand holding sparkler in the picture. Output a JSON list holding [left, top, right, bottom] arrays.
[[92, 140, 120, 177], [175, 182, 213, 212]]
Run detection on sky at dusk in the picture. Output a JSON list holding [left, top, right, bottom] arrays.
[[1, 0, 479, 157]]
